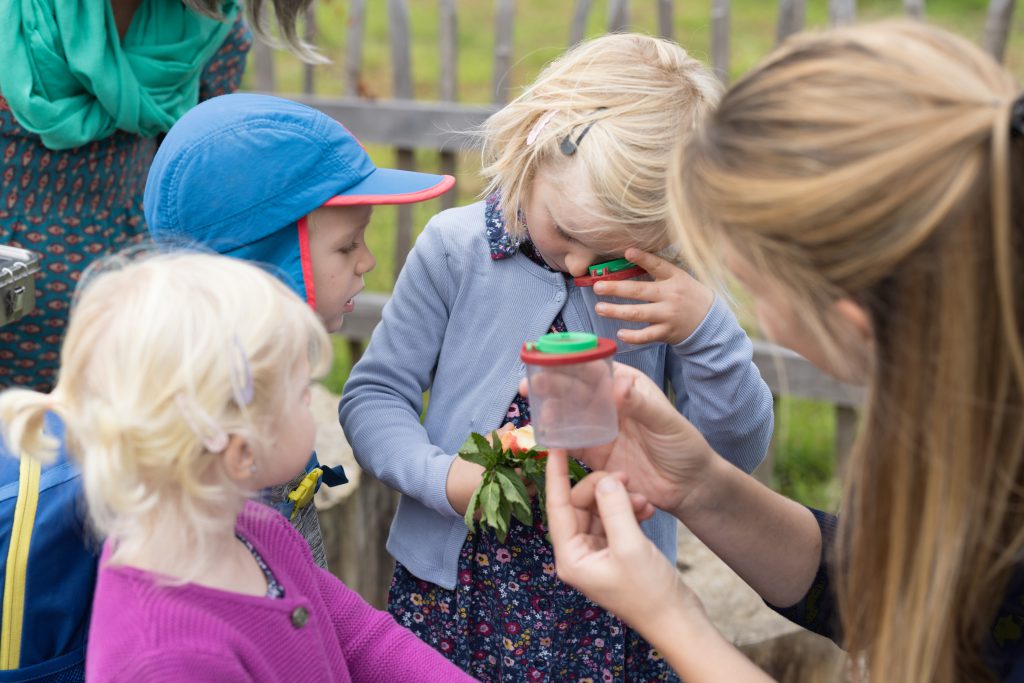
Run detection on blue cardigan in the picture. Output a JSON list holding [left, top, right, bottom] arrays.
[[339, 201, 774, 589]]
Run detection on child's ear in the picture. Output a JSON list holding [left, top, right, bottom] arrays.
[[221, 435, 256, 483]]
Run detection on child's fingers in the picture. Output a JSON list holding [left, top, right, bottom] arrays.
[[592, 278, 658, 301], [594, 300, 660, 324], [616, 323, 672, 346], [624, 247, 678, 280]]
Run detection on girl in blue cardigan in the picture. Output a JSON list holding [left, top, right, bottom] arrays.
[[339, 33, 774, 682]]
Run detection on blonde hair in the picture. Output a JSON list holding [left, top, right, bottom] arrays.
[[672, 21, 1023, 683], [0, 252, 332, 582], [481, 32, 721, 253]]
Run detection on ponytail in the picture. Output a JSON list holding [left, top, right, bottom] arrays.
[[0, 389, 67, 464]]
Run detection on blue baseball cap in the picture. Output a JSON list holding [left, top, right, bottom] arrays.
[[144, 93, 454, 300]]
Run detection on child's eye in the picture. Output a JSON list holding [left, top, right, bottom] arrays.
[[555, 225, 578, 244], [339, 241, 360, 254]]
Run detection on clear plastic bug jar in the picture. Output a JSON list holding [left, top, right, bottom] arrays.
[[520, 331, 618, 448]]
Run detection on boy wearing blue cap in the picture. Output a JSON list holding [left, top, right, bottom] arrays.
[[145, 93, 454, 566]]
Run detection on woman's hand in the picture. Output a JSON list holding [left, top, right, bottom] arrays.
[[593, 248, 715, 346], [546, 452, 779, 682], [534, 362, 718, 519], [545, 451, 703, 626]]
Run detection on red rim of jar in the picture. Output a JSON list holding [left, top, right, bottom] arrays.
[[520, 337, 617, 366]]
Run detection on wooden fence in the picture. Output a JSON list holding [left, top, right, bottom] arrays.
[[249, 0, 1017, 476]]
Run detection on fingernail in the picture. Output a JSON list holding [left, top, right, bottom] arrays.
[[596, 303, 607, 314], [597, 477, 620, 495]]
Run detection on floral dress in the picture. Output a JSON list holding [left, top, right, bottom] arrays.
[[0, 17, 252, 391], [388, 195, 679, 683]]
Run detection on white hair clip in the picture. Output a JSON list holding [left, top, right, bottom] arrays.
[[526, 110, 558, 146], [230, 335, 254, 407], [175, 393, 230, 454]]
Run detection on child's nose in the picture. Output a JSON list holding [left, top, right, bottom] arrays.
[[565, 251, 596, 277], [359, 246, 377, 275]]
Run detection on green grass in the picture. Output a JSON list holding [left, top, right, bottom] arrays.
[[250, 0, 1020, 505]]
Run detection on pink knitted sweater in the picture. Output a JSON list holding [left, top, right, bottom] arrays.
[[86, 501, 475, 681]]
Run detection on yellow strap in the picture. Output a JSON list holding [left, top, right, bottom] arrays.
[[1, 456, 41, 670]]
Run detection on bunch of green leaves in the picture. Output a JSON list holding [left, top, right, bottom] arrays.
[[458, 430, 587, 542]]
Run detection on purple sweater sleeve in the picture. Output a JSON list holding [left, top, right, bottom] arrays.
[[316, 567, 474, 681]]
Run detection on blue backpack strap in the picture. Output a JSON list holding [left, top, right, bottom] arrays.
[[1, 455, 41, 670]]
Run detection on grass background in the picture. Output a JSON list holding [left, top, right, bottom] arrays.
[[242, 0, 1022, 510]]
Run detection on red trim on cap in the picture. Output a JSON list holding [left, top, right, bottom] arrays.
[[520, 337, 617, 366], [573, 265, 647, 288], [322, 175, 456, 207], [297, 216, 316, 310]]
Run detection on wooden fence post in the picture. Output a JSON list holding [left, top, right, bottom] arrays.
[[388, 0, 416, 280], [345, 0, 366, 97], [983, 0, 1017, 62], [829, 0, 856, 26], [252, 39, 276, 92], [303, 3, 317, 94], [569, 0, 593, 46], [657, 0, 674, 40], [439, 0, 459, 212], [835, 406, 859, 471], [776, 0, 805, 44], [493, 0, 515, 105], [711, 0, 730, 83], [608, 0, 630, 32], [904, 0, 925, 19]]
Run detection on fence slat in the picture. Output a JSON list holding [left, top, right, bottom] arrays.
[[829, 0, 856, 26], [493, 0, 515, 104], [291, 96, 497, 150], [252, 39, 276, 91], [608, 0, 630, 32], [569, 0, 593, 45], [904, 0, 925, 19], [303, 3, 317, 94], [346, 0, 367, 96], [657, 0, 674, 40], [776, 0, 806, 44], [835, 405, 859, 469], [389, 0, 414, 100], [983, 0, 1017, 62], [711, 0, 730, 83], [439, 0, 458, 211], [388, 0, 415, 281]]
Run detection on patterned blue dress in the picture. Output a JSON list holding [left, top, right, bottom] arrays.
[[388, 195, 680, 682], [0, 17, 252, 391]]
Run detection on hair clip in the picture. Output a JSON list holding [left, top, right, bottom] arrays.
[[1011, 93, 1024, 138], [527, 110, 558, 146], [230, 335, 254, 407], [559, 107, 608, 156], [175, 393, 230, 453]]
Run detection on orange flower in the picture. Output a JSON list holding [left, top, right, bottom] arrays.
[[498, 425, 548, 457]]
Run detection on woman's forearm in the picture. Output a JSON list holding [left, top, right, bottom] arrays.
[[637, 599, 776, 682], [678, 455, 823, 608]]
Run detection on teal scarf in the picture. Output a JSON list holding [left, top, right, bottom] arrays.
[[0, 0, 238, 150]]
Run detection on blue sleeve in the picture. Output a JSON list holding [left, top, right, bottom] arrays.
[[766, 508, 842, 643], [666, 295, 774, 474], [338, 220, 459, 519]]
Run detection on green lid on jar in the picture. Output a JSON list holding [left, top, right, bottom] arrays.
[[533, 331, 598, 354]]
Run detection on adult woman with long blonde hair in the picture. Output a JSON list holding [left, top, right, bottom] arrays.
[[543, 20, 1024, 683]]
